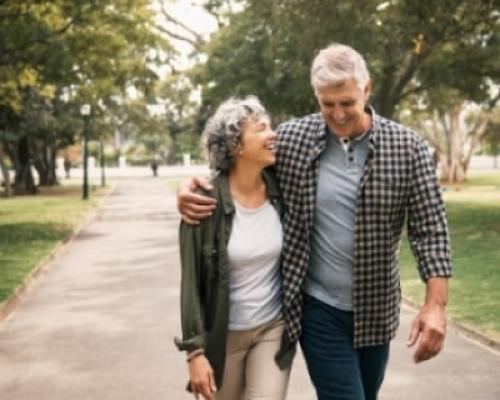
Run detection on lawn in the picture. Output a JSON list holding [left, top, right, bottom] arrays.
[[400, 170, 500, 341], [0, 185, 107, 305]]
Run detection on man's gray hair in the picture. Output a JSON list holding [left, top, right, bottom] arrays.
[[203, 96, 269, 172], [310, 43, 370, 92]]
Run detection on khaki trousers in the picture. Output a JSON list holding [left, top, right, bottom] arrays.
[[216, 317, 291, 400]]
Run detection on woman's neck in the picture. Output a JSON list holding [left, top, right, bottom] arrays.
[[229, 163, 267, 209]]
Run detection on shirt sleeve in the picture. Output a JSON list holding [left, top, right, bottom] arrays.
[[174, 221, 207, 352], [407, 138, 453, 281]]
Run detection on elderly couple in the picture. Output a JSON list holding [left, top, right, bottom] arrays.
[[174, 43, 452, 400]]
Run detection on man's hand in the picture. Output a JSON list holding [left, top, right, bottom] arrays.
[[177, 177, 217, 225], [188, 355, 217, 400], [407, 277, 448, 363]]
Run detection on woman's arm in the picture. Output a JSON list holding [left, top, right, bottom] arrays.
[[175, 221, 207, 351], [175, 220, 217, 399]]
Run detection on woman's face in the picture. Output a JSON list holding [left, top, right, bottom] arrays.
[[236, 117, 277, 168]]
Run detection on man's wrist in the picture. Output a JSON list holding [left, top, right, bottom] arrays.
[[424, 295, 447, 307], [424, 277, 448, 307]]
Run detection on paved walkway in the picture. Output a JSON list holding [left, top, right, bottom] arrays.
[[0, 178, 499, 400]]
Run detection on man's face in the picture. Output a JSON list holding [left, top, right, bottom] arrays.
[[316, 79, 371, 138]]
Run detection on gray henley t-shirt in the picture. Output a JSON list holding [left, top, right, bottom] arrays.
[[303, 127, 371, 311]]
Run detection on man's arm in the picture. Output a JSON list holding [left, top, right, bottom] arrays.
[[406, 137, 452, 363], [407, 277, 448, 363], [177, 177, 217, 225]]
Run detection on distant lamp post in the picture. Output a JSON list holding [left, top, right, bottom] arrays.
[[80, 104, 91, 200], [100, 139, 106, 187]]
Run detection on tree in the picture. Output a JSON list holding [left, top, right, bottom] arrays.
[[0, 0, 168, 194], [482, 109, 500, 168], [401, 86, 495, 183], [156, 72, 199, 164], [196, 0, 499, 120]]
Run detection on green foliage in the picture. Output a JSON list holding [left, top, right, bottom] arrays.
[[176, 132, 204, 162], [196, 0, 499, 120], [155, 73, 201, 163], [0, 0, 171, 192]]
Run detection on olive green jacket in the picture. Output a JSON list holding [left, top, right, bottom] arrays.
[[174, 170, 296, 391]]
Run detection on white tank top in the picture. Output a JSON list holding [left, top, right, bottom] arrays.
[[227, 199, 283, 330]]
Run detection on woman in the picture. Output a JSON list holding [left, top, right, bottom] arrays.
[[175, 96, 295, 400]]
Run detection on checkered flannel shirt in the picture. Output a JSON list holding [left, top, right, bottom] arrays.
[[275, 108, 452, 348]]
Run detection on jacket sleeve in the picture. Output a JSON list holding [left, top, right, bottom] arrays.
[[174, 220, 207, 352], [407, 138, 453, 281]]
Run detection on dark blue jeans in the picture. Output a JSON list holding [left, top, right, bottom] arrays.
[[300, 294, 390, 400]]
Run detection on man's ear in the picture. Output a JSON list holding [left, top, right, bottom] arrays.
[[364, 80, 372, 101]]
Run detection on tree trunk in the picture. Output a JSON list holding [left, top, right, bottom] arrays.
[[463, 116, 490, 175], [32, 140, 59, 186], [442, 103, 466, 184], [0, 144, 12, 197], [13, 136, 37, 195], [165, 133, 178, 165], [374, 61, 397, 119], [166, 120, 181, 165]]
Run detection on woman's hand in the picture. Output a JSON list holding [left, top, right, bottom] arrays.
[[188, 354, 217, 400]]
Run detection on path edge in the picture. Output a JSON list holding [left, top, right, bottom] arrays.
[[0, 186, 116, 324]]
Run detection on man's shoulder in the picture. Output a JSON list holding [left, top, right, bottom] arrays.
[[377, 115, 423, 145], [277, 113, 323, 137]]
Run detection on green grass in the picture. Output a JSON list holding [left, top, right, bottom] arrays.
[[400, 170, 500, 341], [0, 185, 107, 305]]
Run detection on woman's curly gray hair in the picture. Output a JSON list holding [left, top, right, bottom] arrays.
[[203, 96, 269, 172]]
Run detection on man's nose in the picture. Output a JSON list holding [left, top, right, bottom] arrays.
[[333, 107, 345, 121]]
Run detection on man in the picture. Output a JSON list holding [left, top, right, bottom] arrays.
[[178, 43, 452, 400]]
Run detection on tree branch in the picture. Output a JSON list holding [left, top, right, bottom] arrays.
[[391, 52, 421, 103], [158, 0, 205, 45], [154, 24, 201, 48], [464, 115, 490, 171]]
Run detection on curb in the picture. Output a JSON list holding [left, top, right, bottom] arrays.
[[0, 185, 116, 324], [402, 298, 500, 355]]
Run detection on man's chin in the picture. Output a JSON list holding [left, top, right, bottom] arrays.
[[329, 124, 351, 137]]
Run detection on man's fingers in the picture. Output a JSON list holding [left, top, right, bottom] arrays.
[[184, 202, 217, 214], [413, 326, 445, 363], [178, 193, 216, 220], [407, 317, 420, 347], [182, 191, 217, 206], [181, 208, 214, 224], [193, 176, 213, 191], [182, 215, 200, 225]]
